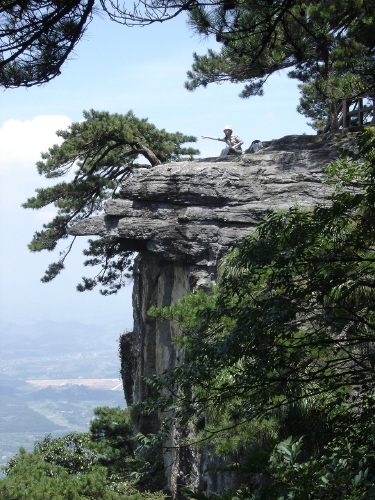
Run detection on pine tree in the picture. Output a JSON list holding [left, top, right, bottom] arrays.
[[0, 1, 95, 88], [2, 2, 374, 127], [184, 0, 375, 118], [23, 109, 198, 293], [0, 427, 168, 499]]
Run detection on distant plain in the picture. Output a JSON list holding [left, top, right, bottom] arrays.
[[0, 320, 127, 472]]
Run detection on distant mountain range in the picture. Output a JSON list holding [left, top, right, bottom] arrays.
[[0, 319, 123, 358]]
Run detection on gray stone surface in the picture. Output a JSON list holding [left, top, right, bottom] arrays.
[[69, 133, 354, 498], [70, 134, 345, 265]]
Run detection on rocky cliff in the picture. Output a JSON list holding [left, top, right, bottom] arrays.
[[70, 133, 349, 497]]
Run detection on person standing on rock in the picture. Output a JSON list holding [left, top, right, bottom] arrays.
[[202, 125, 243, 156]]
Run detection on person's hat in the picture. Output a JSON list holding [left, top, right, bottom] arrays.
[[223, 125, 232, 132]]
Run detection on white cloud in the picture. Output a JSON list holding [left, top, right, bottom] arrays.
[[0, 115, 72, 174], [34, 210, 57, 223]]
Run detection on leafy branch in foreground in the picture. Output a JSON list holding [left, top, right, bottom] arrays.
[[23, 109, 198, 294], [184, 0, 375, 130], [3, 2, 374, 131], [146, 128, 375, 498]]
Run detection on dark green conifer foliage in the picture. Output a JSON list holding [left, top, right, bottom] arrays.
[[0, 1, 95, 88], [23, 109, 198, 294], [2, 1, 374, 126], [90, 406, 134, 471], [185, 0, 375, 112]]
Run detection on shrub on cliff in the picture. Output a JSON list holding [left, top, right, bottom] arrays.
[[147, 127, 375, 499]]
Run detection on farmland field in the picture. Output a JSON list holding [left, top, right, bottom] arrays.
[[0, 320, 129, 474]]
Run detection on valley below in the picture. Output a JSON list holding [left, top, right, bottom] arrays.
[[0, 320, 128, 474]]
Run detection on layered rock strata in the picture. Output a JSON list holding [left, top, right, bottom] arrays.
[[70, 133, 348, 497]]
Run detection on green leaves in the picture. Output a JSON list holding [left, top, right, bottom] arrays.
[[185, 0, 375, 128], [77, 237, 134, 295], [24, 109, 198, 293], [0, 408, 168, 499], [33, 433, 95, 474]]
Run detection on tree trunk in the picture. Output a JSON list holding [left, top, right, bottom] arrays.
[[328, 97, 339, 132], [132, 141, 161, 167]]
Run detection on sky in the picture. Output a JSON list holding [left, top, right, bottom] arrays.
[[0, 9, 313, 337]]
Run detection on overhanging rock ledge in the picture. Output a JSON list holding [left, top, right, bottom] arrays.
[[69, 133, 349, 498], [70, 134, 340, 266]]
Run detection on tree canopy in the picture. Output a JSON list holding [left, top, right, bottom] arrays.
[[184, 0, 375, 129], [0, 0, 212, 88], [0, 407, 167, 499], [2, 1, 375, 126], [185, 0, 375, 90], [146, 127, 375, 499], [0, 1, 95, 88], [23, 109, 198, 293]]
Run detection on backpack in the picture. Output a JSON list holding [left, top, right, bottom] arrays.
[[249, 140, 263, 153]]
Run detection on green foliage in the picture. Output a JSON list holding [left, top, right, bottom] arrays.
[[76, 237, 134, 295], [297, 81, 331, 132], [0, 1, 95, 88], [143, 127, 375, 498], [23, 109, 198, 293], [0, 445, 121, 500], [3, 1, 374, 134], [90, 406, 135, 471], [89, 406, 165, 492], [34, 432, 95, 474], [0, 407, 168, 500], [3, 2, 374, 128], [184, 0, 375, 126], [149, 288, 217, 339]]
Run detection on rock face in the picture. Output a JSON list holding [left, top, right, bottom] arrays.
[[71, 134, 340, 266], [70, 133, 349, 497]]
